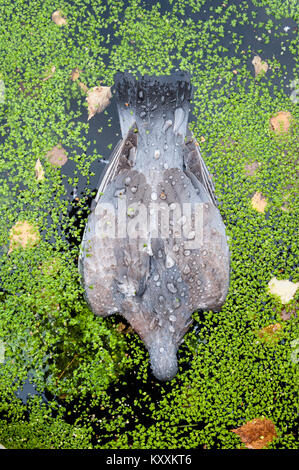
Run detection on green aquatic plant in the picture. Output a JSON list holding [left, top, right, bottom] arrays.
[[0, 0, 298, 449]]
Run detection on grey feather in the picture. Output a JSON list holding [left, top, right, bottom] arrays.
[[79, 72, 230, 381]]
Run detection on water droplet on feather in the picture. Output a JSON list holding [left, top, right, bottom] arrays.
[[162, 120, 172, 133], [183, 265, 191, 274], [114, 188, 125, 197], [167, 283, 177, 293], [166, 255, 175, 268]]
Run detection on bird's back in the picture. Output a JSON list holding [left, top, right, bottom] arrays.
[[79, 72, 230, 381]]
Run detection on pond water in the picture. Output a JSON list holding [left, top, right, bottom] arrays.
[[13, 0, 297, 402], [0, 0, 297, 449]]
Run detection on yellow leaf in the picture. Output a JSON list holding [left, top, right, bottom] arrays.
[[268, 277, 299, 304], [9, 221, 40, 254], [52, 10, 67, 26], [269, 111, 293, 135], [257, 323, 283, 344], [251, 191, 267, 213], [35, 158, 45, 181], [252, 55, 268, 78]]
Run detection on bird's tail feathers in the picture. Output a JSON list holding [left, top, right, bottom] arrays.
[[113, 71, 192, 139]]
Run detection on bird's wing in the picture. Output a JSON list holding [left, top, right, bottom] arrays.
[[183, 128, 217, 206], [94, 124, 138, 205], [94, 139, 123, 204], [79, 124, 138, 290]]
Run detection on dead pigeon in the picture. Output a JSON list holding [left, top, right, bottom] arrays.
[[79, 71, 230, 381]]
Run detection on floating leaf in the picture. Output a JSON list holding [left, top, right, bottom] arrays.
[[87, 86, 112, 120], [46, 145, 68, 167], [35, 158, 45, 181], [43, 65, 56, 81], [70, 67, 81, 81], [0, 340, 5, 363], [251, 191, 267, 213], [268, 277, 299, 304], [52, 10, 67, 26], [116, 322, 134, 335], [9, 221, 40, 254], [232, 418, 277, 449], [252, 55, 268, 78], [70, 67, 87, 92], [269, 111, 293, 134], [79, 81, 89, 93], [280, 305, 297, 321], [116, 322, 126, 333], [244, 160, 260, 177], [257, 323, 283, 344]]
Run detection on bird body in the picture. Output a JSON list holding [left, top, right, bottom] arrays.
[[79, 72, 230, 381]]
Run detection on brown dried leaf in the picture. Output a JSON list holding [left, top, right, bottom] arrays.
[[244, 160, 260, 177], [35, 158, 45, 181], [116, 322, 126, 333], [280, 306, 297, 321], [46, 145, 68, 167], [116, 322, 134, 335], [19, 81, 41, 98], [252, 55, 269, 78], [79, 81, 88, 93], [251, 191, 267, 213], [71, 68, 81, 81], [52, 10, 67, 26], [257, 323, 283, 344], [43, 65, 56, 81], [270, 111, 293, 135], [70, 68, 88, 92], [232, 418, 277, 449], [9, 221, 40, 254], [87, 86, 112, 120]]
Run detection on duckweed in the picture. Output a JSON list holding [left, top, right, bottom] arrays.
[[0, 0, 298, 450]]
